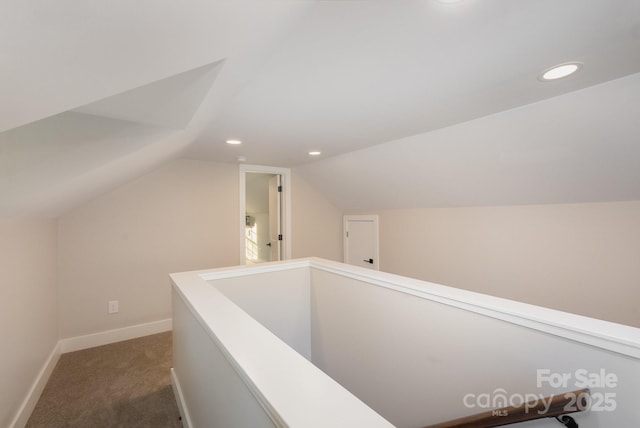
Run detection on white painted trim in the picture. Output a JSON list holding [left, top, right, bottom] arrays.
[[171, 258, 640, 427], [343, 214, 379, 270], [178, 257, 640, 359], [9, 342, 61, 428], [171, 368, 192, 428], [239, 164, 292, 265], [171, 267, 393, 427], [10, 320, 174, 427], [60, 318, 172, 353], [305, 257, 640, 359], [196, 259, 311, 281]]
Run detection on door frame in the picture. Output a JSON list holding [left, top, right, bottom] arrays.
[[343, 214, 379, 270], [239, 164, 291, 264]]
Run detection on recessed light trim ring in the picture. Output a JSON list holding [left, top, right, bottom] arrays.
[[539, 62, 582, 81]]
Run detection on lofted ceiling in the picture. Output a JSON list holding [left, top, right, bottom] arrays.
[[1, 0, 640, 216]]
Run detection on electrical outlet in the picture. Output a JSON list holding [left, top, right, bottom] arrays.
[[108, 300, 119, 314]]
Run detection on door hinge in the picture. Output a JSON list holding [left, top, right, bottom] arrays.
[[278, 234, 283, 241], [277, 185, 283, 192]]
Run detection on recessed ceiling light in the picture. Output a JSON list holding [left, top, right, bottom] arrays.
[[539, 62, 582, 81], [226, 139, 242, 145], [308, 151, 322, 156]]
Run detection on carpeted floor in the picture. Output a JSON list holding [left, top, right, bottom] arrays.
[[26, 331, 183, 428]]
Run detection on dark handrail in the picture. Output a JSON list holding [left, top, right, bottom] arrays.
[[422, 388, 590, 428]]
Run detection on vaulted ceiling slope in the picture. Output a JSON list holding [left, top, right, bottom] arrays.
[[0, 1, 312, 216], [294, 73, 640, 210], [1, 1, 639, 216], [186, 0, 640, 165]]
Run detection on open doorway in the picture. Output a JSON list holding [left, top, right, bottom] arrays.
[[239, 164, 291, 264]]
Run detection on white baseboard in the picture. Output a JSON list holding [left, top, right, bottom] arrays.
[[9, 342, 61, 428], [60, 318, 172, 353], [10, 319, 173, 427], [171, 368, 193, 428]]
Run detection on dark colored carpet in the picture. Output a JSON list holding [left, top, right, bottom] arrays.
[[26, 331, 183, 428]]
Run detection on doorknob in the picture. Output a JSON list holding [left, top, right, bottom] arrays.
[[266, 242, 272, 247], [363, 258, 373, 264]]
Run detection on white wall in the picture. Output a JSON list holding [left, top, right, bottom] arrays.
[[291, 171, 343, 261], [291, 73, 640, 330], [375, 201, 640, 327], [0, 159, 341, 425], [172, 289, 279, 428], [171, 262, 395, 428], [310, 266, 640, 427], [57, 159, 239, 339], [213, 268, 312, 359], [172, 259, 640, 428], [0, 219, 58, 427], [57, 159, 343, 340]]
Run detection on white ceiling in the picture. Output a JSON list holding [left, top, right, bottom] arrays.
[[72, 62, 223, 129], [1, 0, 640, 215], [295, 73, 640, 210]]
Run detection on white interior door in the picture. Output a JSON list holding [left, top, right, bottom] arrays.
[[268, 175, 282, 261], [344, 215, 379, 270]]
